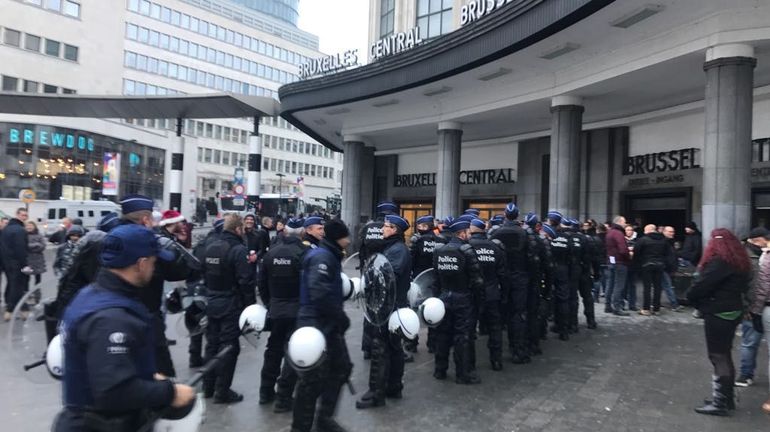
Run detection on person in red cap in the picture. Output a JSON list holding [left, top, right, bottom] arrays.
[[159, 210, 186, 238]]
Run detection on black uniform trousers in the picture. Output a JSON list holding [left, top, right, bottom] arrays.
[[367, 325, 405, 399], [570, 271, 595, 328], [292, 332, 352, 432], [203, 313, 241, 395], [189, 333, 203, 363], [506, 272, 529, 355], [151, 313, 176, 378], [478, 300, 503, 362], [525, 278, 541, 350], [260, 317, 297, 400], [435, 291, 476, 378], [552, 265, 570, 336]]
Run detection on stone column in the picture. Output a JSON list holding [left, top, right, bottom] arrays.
[[359, 145, 375, 220], [702, 43, 756, 240], [169, 118, 184, 211], [341, 136, 364, 243], [247, 117, 262, 212], [435, 122, 462, 219], [548, 95, 584, 217]]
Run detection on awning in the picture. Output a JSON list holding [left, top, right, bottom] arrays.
[[0, 92, 280, 119]]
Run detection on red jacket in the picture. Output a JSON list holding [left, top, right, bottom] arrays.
[[605, 225, 631, 265]]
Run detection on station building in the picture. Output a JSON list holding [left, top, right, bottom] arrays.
[[279, 0, 770, 242]]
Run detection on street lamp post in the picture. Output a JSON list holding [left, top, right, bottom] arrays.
[[276, 173, 285, 216]]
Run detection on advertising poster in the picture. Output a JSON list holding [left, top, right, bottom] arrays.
[[103, 152, 121, 196]]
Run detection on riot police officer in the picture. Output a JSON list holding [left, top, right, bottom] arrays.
[[487, 215, 504, 238], [490, 203, 533, 364], [432, 219, 484, 384], [258, 218, 307, 410], [357, 215, 412, 408], [358, 201, 399, 359], [407, 214, 445, 354], [570, 219, 597, 330], [292, 219, 353, 432], [201, 214, 256, 404], [302, 216, 324, 248], [468, 218, 509, 371], [53, 224, 195, 431], [523, 212, 552, 355], [544, 212, 571, 341]]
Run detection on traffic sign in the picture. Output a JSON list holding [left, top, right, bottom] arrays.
[[233, 184, 245, 195], [19, 189, 35, 204]]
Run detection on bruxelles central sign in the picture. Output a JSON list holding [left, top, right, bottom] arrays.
[[461, 0, 518, 27], [394, 168, 516, 187]]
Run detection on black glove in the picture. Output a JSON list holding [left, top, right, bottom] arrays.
[[752, 313, 764, 334]]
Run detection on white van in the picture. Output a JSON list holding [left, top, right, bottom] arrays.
[[44, 200, 121, 236]]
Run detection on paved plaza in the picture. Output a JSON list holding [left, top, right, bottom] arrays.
[[2, 255, 769, 432]]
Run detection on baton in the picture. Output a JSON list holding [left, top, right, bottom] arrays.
[[137, 345, 234, 432], [23, 358, 46, 371], [346, 379, 356, 395]]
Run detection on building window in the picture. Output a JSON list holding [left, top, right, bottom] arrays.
[[213, 150, 221, 164], [2, 76, 18, 91], [63, 44, 78, 61], [63, 0, 80, 17], [23, 80, 39, 93], [24, 34, 41, 52], [45, 39, 60, 56], [43, 84, 57, 93], [380, 0, 395, 38], [3, 28, 21, 47], [204, 148, 212, 163], [416, 0, 453, 39], [753, 138, 770, 162], [263, 157, 269, 170], [197, 147, 203, 162], [222, 151, 230, 165], [47, 0, 62, 10], [61, 88, 76, 94]]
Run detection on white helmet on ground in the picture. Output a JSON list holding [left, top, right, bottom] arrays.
[[287, 326, 326, 372], [419, 297, 445, 327], [388, 308, 420, 340], [46, 334, 64, 379], [239, 304, 268, 333], [153, 394, 205, 432]]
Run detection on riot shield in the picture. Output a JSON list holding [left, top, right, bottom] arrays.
[[358, 253, 396, 326], [7, 283, 58, 384], [408, 268, 436, 308], [175, 298, 208, 338], [342, 252, 359, 277]]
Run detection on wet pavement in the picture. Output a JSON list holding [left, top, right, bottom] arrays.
[[2, 254, 770, 431]]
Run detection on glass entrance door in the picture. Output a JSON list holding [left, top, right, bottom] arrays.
[[463, 199, 511, 221], [398, 202, 434, 240]]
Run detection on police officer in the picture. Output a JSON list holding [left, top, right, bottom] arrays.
[[53, 224, 195, 431], [432, 219, 484, 384], [258, 218, 307, 410], [490, 203, 533, 364], [487, 215, 505, 238], [523, 212, 552, 355], [468, 218, 509, 371], [302, 216, 324, 249], [358, 201, 398, 359], [202, 214, 257, 403], [357, 215, 412, 409], [544, 212, 571, 341], [407, 214, 445, 354], [187, 218, 224, 367], [292, 219, 353, 432], [570, 219, 597, 330]]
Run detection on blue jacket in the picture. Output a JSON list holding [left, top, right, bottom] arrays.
[[382, 236, 411, 308], [297, 238, 349, 335]]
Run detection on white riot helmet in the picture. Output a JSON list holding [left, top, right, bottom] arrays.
[[239, 304, 268, 333], [388, 308, 420, 340], [350, 277, 363, 299], [287, 326, 326, 372], [46, 334, 64, 379], [340, 272, 353, 300], [419, 297, 445, 327], [153, 394, 205, 432]]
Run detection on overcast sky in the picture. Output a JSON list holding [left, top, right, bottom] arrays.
[[297, 0, 370, 62]]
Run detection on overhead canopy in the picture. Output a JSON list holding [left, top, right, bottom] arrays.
[[0, 92, 280, 119]]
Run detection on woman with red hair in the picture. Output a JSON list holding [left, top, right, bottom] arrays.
[[687, 228, 752, 416]]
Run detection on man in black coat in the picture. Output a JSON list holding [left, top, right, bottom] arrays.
[[2, 207, 29, 321], [679, 221, 703, 267], [634, 224, 676, 314], [357, 215, 412, 409]]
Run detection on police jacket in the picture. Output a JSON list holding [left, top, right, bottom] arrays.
[[56, 230, 108, 319], [1, 218, 27, 270], [258, 235, 306, 319], [549, 226, 572, 266], [203, 231, 257, 318], [358, 218, 386, 264], [382, 236, 411, 308], [432, 236, 484, 297], [468, 232, 509, 302], [527, 229, 553, 290], [410, 231, 445, 278], [297, 238, 349, 336], [303, 233, 321, 249], [490, 221, 530, 274], [59, 270, 174, 427], [633, 232, 676, 273], [568, 230, 588, 277]]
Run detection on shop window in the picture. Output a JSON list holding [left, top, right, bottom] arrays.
[[416, 0, 453, 39]]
